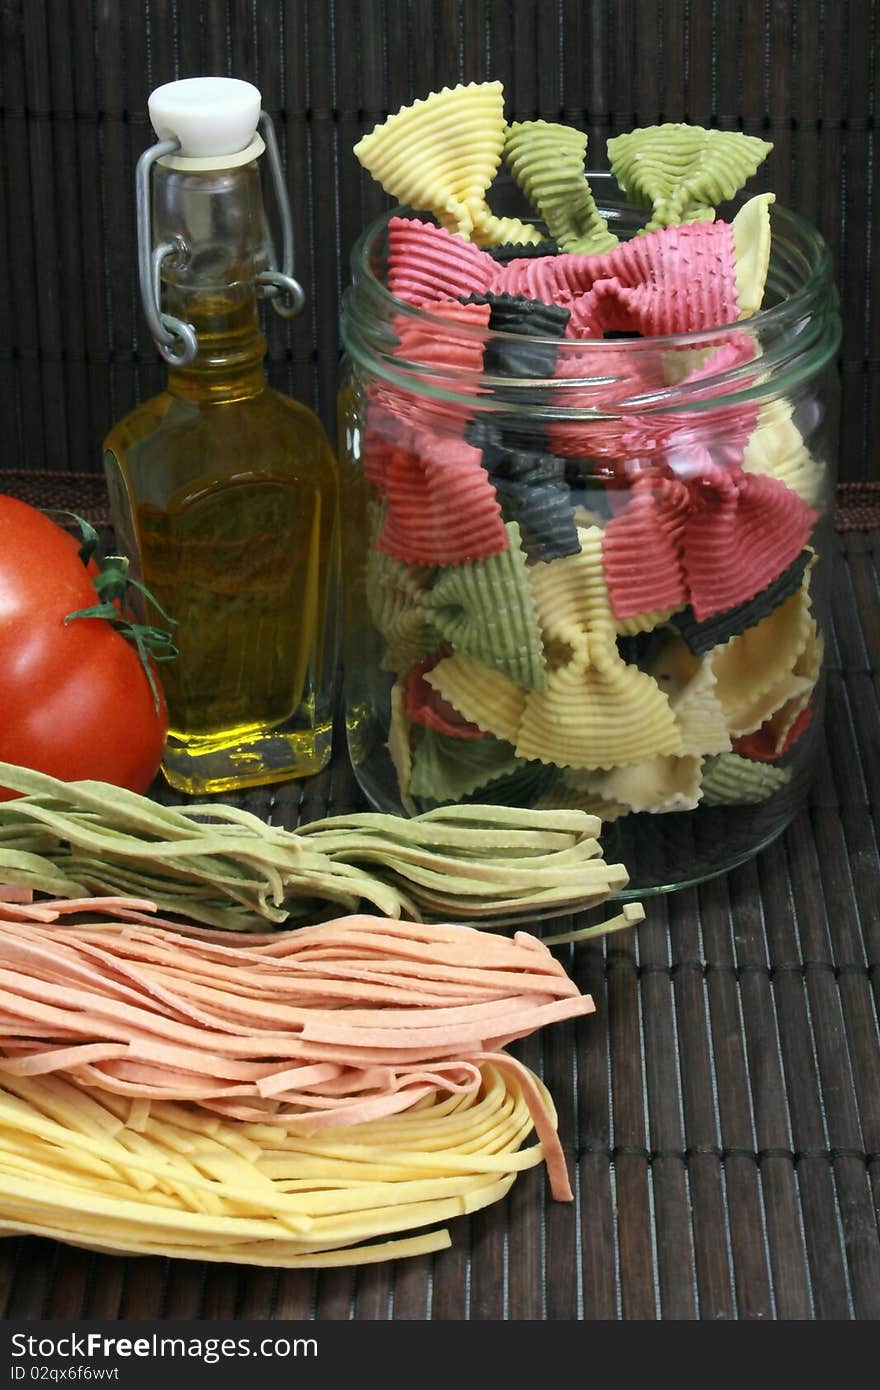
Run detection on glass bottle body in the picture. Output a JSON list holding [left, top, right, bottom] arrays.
[[105, 163, 338, 795]]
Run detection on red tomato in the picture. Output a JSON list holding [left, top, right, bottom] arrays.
[[0, 495, 168, 799]]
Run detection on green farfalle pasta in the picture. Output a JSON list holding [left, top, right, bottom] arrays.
[[700, 752, 792, 805], [607, 123, 773, 231], [409, 727, 527, 804], [502, 119, 618, 253], [423, 521, 547, 690], [365, 542, 439, 671]]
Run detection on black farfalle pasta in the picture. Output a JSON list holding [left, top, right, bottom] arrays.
[[671, 548, 813, 654]]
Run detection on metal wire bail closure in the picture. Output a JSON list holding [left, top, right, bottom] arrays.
[[256, 110, 305, 319], [135, 138, 199, 367]]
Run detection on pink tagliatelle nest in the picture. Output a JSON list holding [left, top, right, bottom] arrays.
[[0, 894, 597, 1201]]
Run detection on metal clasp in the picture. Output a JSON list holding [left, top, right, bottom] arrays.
[[136, 138, 199, 366], [256, 110, 305, 320]]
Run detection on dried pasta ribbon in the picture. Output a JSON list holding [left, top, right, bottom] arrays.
[[503, 119, 618, 253], [742, 397, 824, 507], [423, 521, 547, 690], [354, 83, 541, 246], [387, 216, 494, 305], [607, 123, 773, 231], [0, 1060, 571, 1266], [425, 652, 528, 744], [701, 751, 792, 804], [409, 728, 526, 804], [375, 433, 509, 566]]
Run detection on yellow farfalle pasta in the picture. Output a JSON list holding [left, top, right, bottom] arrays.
[[503, 119, 618, 253], [616, 608, 678, 636], [646, 634, 732, 756], [607, 123, 773, 231], [588, 753, 704, 815], [515, 652, 681, 770], [742, 396, 825, 507], [515, 525, 680, 769], [711, 560, 816, 736], [761, 621, 824, 751], [426, 651, 529, 743], [387, 679, 417, 813], [529, 525, 618, 646], [353, 82, 541, 246], [733, 193, 776, 318]]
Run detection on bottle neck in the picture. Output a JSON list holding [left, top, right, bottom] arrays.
[[165, 283, 268, 402], [153, 160, 272, 402]]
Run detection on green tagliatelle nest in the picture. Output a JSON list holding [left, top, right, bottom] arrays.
[[0, 761, 642, 942]]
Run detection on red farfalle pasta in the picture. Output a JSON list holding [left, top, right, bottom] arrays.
[[489, 219, 741, 338], [404, 653, 485, 739], [387, 216, 494, 305], [602, 475, 690, 619], [680, 463, 819, 620], [375, 432, 509, 566], [732, 701, 813, 762]]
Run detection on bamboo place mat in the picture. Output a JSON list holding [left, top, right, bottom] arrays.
[[0, 477, 878, 1320]]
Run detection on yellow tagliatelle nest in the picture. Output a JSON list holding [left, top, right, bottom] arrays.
[[353, 82, 541, 246], [0, 1065, 561, 1268]]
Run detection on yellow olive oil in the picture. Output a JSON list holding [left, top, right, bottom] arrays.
[[105, 288, 338, 795]]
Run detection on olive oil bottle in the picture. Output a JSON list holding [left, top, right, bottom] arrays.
[[104, 78, 338, 795]]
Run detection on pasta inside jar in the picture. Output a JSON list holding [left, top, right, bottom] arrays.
[[338, 169, 840, 895]]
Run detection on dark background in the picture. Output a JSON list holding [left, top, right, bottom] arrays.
[[0, 0, 877, 480]]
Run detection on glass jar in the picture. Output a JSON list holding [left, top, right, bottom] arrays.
[[337, 177, 840, 895]]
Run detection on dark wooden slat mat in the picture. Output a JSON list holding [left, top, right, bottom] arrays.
[[0, 523, 878, 1320]]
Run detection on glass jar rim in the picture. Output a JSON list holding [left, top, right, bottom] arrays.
[[341, 179, 839, 417]]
